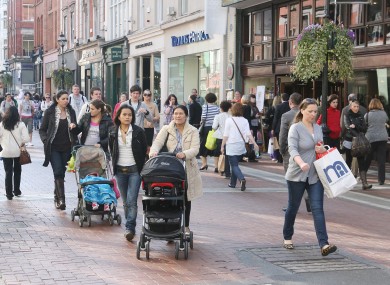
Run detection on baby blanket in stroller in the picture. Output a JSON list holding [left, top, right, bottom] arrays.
[[80, 176, 118, 205]]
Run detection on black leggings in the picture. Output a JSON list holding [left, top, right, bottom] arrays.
[[345, 148, 366, 171]]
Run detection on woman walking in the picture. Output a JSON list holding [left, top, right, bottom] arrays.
[[343, 100, 371, 189], [142, 89, 160, 147], [221, 103, 258, 191], [0, 106, 29, 200], [199, 93, 220, 170], [149, 105, 202, 234], [163, 94, 178, 125], [39, 90, 78, 210], [283, 98, 337, 256], [109, 105, 147, 241], [75, 99, 113, 153], [19, 92, 35, 146], [364, 98, 389, 185], [317, 94, 341, 149]]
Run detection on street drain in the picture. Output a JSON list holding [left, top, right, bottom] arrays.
[[0, 221, 28, 229], [245, 245, 377, 273]]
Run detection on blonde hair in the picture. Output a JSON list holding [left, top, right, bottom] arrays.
[[272, 95, 281, 107]]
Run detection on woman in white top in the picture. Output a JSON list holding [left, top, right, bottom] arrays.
[[18, 92, 35, 146], [212, 100, 232, 177], [40, 93, 53, 117], [0, 106, 29, 199], [221, 103, 258, 191]]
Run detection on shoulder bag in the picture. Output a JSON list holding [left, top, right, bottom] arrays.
[[198, 105, 208, 135], [10, 130, 31, 165], [231, 118, 256, 160]]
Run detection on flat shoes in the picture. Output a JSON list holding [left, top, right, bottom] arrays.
[[321, 244, 337, 256]]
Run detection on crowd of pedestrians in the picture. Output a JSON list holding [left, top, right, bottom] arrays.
[[0, 84, 388, 259]]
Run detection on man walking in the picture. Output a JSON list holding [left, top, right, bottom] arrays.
[[77, 87, 102, 122], [68, 84, 87, 118], [272, 93, 290, 163]]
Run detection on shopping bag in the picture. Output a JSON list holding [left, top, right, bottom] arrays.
[[273, 137, 280, 150], [267, 138, 274, 155], [205, 130, 217, 150], [314, 148, 357, 198], [218, 154, 225, 173]]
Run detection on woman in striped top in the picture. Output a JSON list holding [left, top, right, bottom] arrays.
[[199, 93, 220, 170]]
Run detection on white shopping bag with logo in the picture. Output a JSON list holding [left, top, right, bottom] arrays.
[[314, 148, 357, 198]]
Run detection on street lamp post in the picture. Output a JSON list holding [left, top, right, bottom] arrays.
[[57, 33, 67, 90], [3, 60, 10, 93]]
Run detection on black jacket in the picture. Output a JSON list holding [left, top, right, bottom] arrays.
[[109, 125, 147, 175], [189, 102, 202, 127], [272, 101, 290, 135], [39, 104, 78, 167], [75, 113, 114, 153], [344, 109, 367, 142], [243, 104, 252, 127]]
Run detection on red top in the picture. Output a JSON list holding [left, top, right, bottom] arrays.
[[317, 107, 341, 139]]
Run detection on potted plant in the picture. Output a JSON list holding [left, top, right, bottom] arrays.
[[51, 68, 73, 90], [291, 21, 355, 83], [0, 73, 12, 90]]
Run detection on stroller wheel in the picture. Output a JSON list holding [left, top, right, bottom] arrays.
[[108, 214, 114, 226], [116, 214, 122, 226], [174, 242, 180, 260], [145, 242, 150, 260], [136, 241, 141, 260], [189, 231, 194, 249], [71, 210, 75, 221], [184, 241, 189, 260], [87, 215, 92, 227]]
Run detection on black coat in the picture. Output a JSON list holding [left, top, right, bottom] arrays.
[[344, 109, 367, 142], [109, 125, 147, 175], [39, 104, 78, 167], [272, 101, 290, 135], [75, 113, 114, 153], [189, 102, 202, 127]]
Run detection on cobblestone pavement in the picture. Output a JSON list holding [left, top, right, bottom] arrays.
[[0, 132, 389, 284]]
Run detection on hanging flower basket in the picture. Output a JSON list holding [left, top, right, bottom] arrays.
[[0, 73, 12, 87], [291, 21, 355, 83], [51, 68, 73, 90]]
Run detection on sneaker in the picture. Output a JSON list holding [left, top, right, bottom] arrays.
[[185, 227, 191, 235], [103, 204, 110, 212], [124, 230, 134, 241], [92, 202, 99, 210]]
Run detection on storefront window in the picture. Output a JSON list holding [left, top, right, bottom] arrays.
[[249, 8, 272, 61], [386, 0, 390, 18], [153, 55, 161, 100], [277, 3, 299, 58], [302, 0, 314, 29], [168, 56, 184, 102], [91, 62, 102, 89], [278, 6, 288, 39]]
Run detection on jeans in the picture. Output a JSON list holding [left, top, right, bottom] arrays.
[[115, 171, 141, 233], [50, 149, 71, 179], [3, 157, 21, 197], [365, 140, 387, 183], [227, 154, 244, 186], [283, 179, 329, 248]]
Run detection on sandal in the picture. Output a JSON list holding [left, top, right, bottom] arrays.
[[321, 244, 337, 256], [283, 241, 294, 250]]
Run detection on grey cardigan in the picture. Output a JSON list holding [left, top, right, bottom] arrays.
[[285, 122, 323, 184], [364, 110, 388, 143]]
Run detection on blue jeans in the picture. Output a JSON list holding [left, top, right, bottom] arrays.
[[50, 149, 71, 179], [227, 155, 244, 186], [283, 179, 329, 248], [115, 171, 141, 233]]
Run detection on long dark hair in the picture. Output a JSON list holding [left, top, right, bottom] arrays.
[[2, 106, 20, 131], [90, 99, 112, 116], [164, 94, 178, 107], [114, 105, 135, 126]]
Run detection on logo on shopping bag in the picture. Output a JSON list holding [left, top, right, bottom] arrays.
[[323, 161, 349, 183]]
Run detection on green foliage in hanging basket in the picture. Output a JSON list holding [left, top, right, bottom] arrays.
[[51, 68, 73, 90], [0, 73, 12, 87], [291, 22, 355, 83]]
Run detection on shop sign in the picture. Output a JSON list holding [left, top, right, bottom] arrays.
[[111, 47, 122, 61], [171, 30, 210, 47], [227, 63, 234, 80], [135, 42, 153, 49], [79, 48, 102, 65]]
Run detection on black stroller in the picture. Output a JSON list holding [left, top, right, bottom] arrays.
[[138, 153, 193, 260], [70, 146, 121, 227]]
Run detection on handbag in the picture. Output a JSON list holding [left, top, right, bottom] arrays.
[[232, 118, 256, 159], [198, 105, 208, 134], [273, 137, 280, 150], [351, 133, 370, 157], [267, 138, 274, 155], [218, 154, 225, 173], [314, 148, 357, 198], [205, 129, 217, 150], [160, 132, 170, 153], [10, 131, 31, 165]]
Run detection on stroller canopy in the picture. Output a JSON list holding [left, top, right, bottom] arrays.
[[141, 155, 186, 181], [75, 146, 107, 178]]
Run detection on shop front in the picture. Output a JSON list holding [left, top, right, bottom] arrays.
[[43, 51, 58, 95]]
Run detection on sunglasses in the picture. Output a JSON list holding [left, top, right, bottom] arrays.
[[304, 98, 317, 104], [143, 93, 151, 96]]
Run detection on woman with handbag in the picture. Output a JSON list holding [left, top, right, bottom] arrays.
[[316, 94, 341, 149], [109, 105, 147, 241], [364, 98, 389, 185], [199, 93, 220, 170], [343, 100, 371, 189], [39, 90, 78, 210], [0, 106, 30, 200], [221, 103, 258, 191], [149, 105, 202, 235], [283, 98, 337, 256]]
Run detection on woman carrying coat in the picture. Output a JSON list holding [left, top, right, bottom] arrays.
[[39, 90, 78, 210], [149, 105, 203, 235], [0, 106, 29, 200], [343, 100, 371, 190], [364, 98, 389, 185], [75, 99, 113, 153], [109, 105, 147, 242]]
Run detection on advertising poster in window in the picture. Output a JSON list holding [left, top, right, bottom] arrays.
[[256, 85, 265, 112]]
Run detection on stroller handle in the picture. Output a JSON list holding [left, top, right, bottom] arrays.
[[158, 152, 176, 156]]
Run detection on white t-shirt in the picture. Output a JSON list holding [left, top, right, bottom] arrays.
[[224, 117, 251, 156], [84, 122, 100, 146]]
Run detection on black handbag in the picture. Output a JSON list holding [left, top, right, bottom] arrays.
[[351, 133, 371, 157], [198, 105, 208, 135]]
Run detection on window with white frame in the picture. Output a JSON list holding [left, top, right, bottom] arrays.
[[109, 0, 127, 39], [181, 0, 188, 15], [138, 0, 144, 30], [156, 0, 163, 24], [22, 34, 34, 56], [22, 4, 34, 21], [70, 11, 74, 47]]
